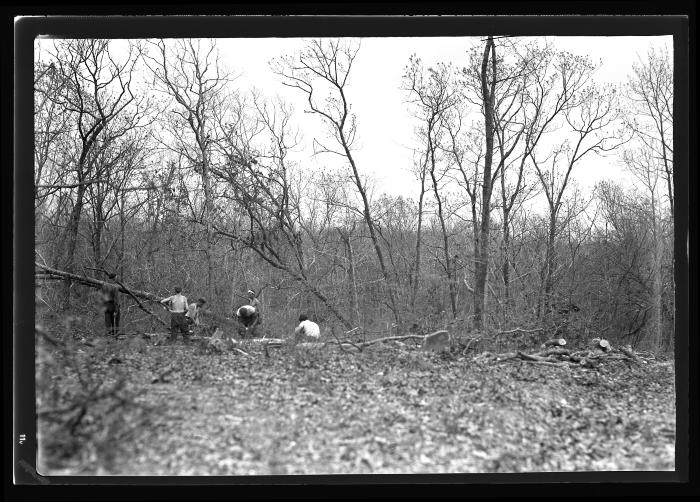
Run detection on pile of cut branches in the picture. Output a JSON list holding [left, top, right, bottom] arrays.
[[476, 338, 648, 369]]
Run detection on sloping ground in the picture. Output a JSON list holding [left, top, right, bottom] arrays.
[[38, 338, 676, 475]]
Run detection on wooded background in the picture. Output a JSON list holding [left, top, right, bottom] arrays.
[[34, 37, 675, 351]]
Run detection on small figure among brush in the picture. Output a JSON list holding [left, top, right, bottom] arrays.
[[100, 272, 120, 336], [160, 286, 190, 343], [186, 297, 206, 335], [294, 313, 320, 341]]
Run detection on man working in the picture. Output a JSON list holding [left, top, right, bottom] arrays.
[[247, 289, 262, 325], [294, 314, 321, 341], [186, 297, 206, 335], [101, 273, 120, 336], [160, 287, 190, 343], [236, 304, 259, 338]]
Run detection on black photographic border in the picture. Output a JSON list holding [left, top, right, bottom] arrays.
[[7, 2, 695, 500]]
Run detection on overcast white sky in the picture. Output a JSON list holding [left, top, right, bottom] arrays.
[[36, 35, 673, 201], [211, 36, 672, 200]]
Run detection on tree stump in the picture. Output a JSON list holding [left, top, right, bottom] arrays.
[[541, 338, 567, 349], [590, 338, 612, 352]]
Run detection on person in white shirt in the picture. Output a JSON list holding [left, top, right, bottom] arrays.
[[160, 287, 190, 342], [236, 304, 259, 338], [186, 297, 206, 335], [294, 314, 320, 341]]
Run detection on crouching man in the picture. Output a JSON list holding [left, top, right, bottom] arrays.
[[294, 314, 320, 342], [186, 297, 206, 335]]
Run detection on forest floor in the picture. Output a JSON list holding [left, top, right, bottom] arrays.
[[36, 333, 676, 476]]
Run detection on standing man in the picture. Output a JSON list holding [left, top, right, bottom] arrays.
[[101, 273, 120, 336], [186, 297, 206, 335], [160, 287, 189, 343]]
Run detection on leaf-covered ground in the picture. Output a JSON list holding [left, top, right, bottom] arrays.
[[39, 337, 676, 475]]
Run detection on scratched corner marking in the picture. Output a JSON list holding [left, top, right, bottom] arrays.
[[18, 458, 50, 485]]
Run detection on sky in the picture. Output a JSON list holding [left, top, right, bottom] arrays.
[[212, 35, 672, 201], [35, 35, 672, 204]]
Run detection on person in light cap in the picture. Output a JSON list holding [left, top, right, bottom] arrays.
[[294, 314, 320, 341], [247, 289, 261, 313]]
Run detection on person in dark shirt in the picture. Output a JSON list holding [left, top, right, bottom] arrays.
[[101, 273, 120, 336]]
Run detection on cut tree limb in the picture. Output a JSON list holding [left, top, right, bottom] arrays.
[[617, 345, 643, 364], [362, 334, 426, 348], [36, 263, 163, 302], [591, 338, 612, 352], [497, 327, 545, 335], [36, 263, 238, 329], [541, 338, 567, 349], [535, 347, 571, 358]]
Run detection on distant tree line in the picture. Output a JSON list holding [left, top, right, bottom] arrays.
[[34, 37, 674, 350]]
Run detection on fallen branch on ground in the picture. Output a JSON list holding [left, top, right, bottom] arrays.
[[487, 338, 646, 370], [496, 327, 545, 336]]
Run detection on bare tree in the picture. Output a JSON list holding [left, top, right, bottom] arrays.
[[144, 38, 230, 305], [622, 45, 674, 351], [530, 78, 625, 317], [34, 54, 71, 209], [471, 35, 497, 331], [626, 45, 673, 218], [271, 39, 401, 327], [403, 56, 459, 318], [42, 39, 142, 308], [210, 94, 354, 329]]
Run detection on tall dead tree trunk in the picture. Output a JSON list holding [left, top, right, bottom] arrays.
[[411, 165, 427, 312], [473, 36, 497, 330], [338, 225, 361, 326]]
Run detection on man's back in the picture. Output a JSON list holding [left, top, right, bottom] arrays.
[[298, 319, 320, 338]]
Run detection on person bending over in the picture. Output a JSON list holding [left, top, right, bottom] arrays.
[[294, 314, 320, 341], [186, 297, 206, 335], [236, 304, 259, 338]]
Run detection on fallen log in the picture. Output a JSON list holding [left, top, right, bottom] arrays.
[[520, 359, 570, 369], [541, 338, 567, 349], [36, 263, 162, 302], [517, 351, 552, 362], [36, 263, 239, 330], [535, 347, 571, 358], [591, 338, 612, 352], [496, 327, 545, 336], [363, 334, 426, 348], [493, 352, 518, 363], [617, 345, 643, 364]]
